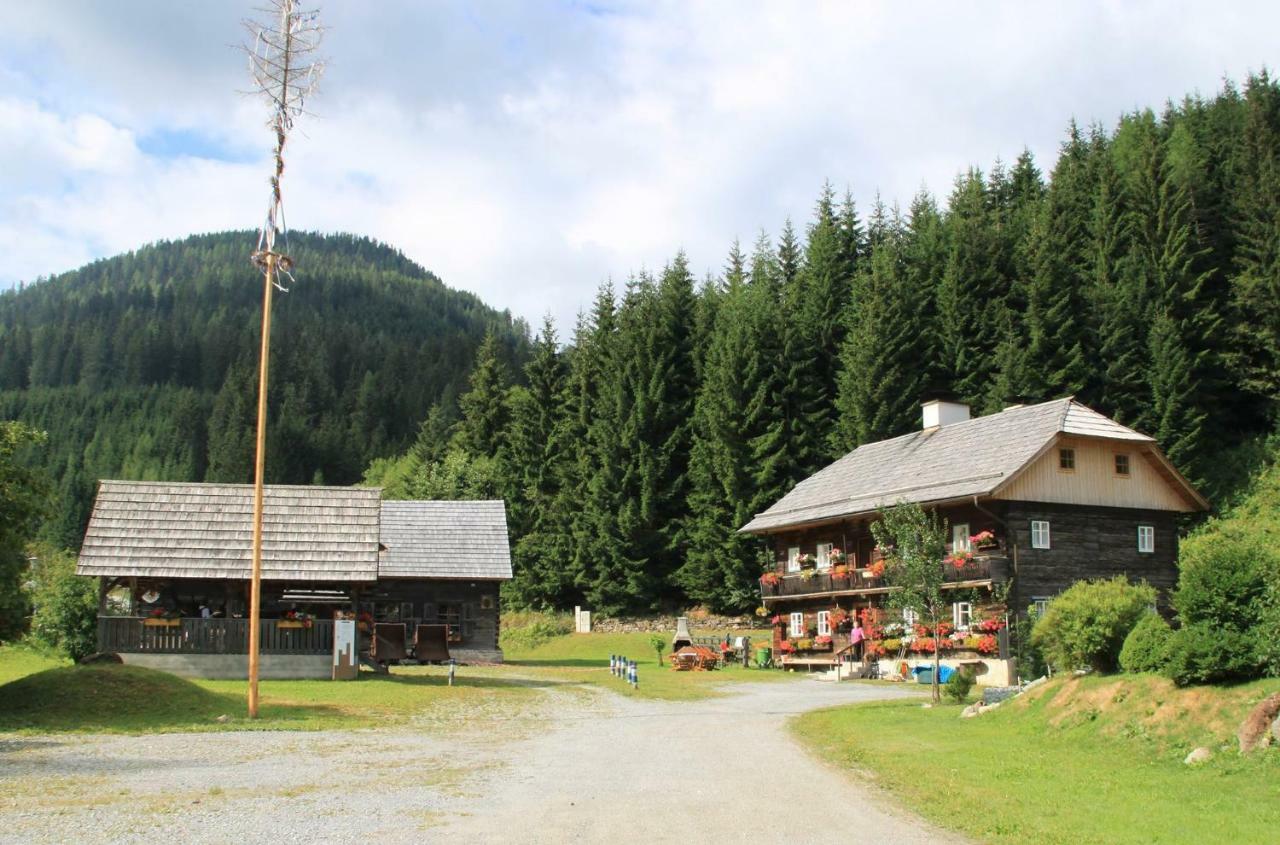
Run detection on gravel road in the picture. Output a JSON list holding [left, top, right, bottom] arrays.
[[1, 677, 966, 844]]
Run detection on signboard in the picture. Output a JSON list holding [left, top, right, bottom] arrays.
[[333, 617, 358, 680]]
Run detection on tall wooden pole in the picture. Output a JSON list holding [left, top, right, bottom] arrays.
[[247, 252, 276, 718]]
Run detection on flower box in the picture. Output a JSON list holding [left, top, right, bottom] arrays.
[[277, 620, 307, 629], [143, 618, 181, 628]]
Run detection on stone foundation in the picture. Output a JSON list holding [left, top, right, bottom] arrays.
[[119, 653, 332, 680]]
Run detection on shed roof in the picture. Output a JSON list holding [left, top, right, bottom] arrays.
[[76, 481, 382, 581], [379, 500, 512, 580], [740, 397, 1203, 534]]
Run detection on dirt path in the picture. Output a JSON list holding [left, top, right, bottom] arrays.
[[0, 678, 966, 844]]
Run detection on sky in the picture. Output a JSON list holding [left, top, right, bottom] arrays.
[[2, 1, 1278, 334]]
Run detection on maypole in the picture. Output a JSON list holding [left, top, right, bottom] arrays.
[[242, 0, 324, 718]]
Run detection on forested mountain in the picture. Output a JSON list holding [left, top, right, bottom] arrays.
[[373, 72, 1280, 616], [0, 231, 529, 545]]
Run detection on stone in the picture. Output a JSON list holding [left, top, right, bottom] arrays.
[[215, 714, 231, 724], [961, 702, 983, 718], [1273, 714, 1280, 745], [1184, 747, 1213, 765], [1238, 692, 1280, 754]]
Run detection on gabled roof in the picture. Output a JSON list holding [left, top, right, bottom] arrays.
[[379, 500, 512, 580], [77, 481, 382, 581], [740, 398, 1204, 534]]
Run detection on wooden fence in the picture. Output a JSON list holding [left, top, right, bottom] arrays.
[[98, 617, 334, 655]]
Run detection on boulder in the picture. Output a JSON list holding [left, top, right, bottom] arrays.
[[1237, 692, 1280, 754], [961, 702, 983, 718], [1184, 747, 1213, 765], [1273, 714, 1280, 745]]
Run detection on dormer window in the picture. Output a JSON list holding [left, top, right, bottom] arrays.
[[1058, 448, 1075, 471], [1115, 454, 1130, 477]]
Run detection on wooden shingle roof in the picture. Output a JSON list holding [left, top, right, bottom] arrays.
[[740, 397, 1203, 534], [379, 500, 512, 580], [76, 481, 382, 581]]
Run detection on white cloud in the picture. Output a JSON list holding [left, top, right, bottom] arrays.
[[1, 1, 1278, 333]]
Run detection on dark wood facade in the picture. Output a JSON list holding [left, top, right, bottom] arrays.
[[759, 499, 1179, 662]]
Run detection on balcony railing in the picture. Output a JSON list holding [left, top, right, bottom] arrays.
[[98, 617, 335, 655], [761, 555, 1008, 599]]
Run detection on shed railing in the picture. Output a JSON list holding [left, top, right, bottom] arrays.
[[98, 617, 334, 655]]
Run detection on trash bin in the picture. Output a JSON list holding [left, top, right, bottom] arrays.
[[755, 647, 772, 668], [914, 666, 934, 685]]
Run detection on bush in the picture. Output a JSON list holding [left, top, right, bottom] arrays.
[[1174, 532, 1276, 630], [498, 611, 573, 652], [1030, 577, 1156, 673], [26, 546, 97, 662], [1119, 612, 1173, 673], [1162, 623, 1263, 686], [943, 667, 975, 703]]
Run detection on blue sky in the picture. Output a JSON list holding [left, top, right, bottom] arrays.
[[2, 1, 1278, 333]]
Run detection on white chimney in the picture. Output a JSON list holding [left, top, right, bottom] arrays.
[[922, 399, 971, 429]]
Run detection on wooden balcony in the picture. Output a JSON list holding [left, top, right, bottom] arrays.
[[760, 555, 1009, 603], [98, 617, 335, 656]]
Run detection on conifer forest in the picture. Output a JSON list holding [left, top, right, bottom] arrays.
[[6, 74, 1280, 615]]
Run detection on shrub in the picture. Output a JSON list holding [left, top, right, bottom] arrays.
[[1162, 622, 1263, 686], [943, 667, 975, 704], [26, 546, 97, 662], [1030, 577, 1156, 673], [498, 611, 573, 651], [1118, 612, 1173, 673], [1174, 532, 1276, 630]]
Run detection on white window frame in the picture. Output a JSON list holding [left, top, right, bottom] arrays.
[[789, 612, 805, 639], [786, 546, 800, 573], [1137, 524, 1155, 554], [953, 601, 972, 630], [902, 608, 917, 628], [817, 610, 831, 637], [816, 542, 832, 571], [952, 523, 971, 553], [1031, 520, 1051, 550], [1032, 598, 1049, 617]]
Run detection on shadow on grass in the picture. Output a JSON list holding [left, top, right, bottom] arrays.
[[503, 658, 610, 668], [369, 670, 577, 690]]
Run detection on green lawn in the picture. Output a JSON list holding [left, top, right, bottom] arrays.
[[0, 627, 787, 733], [501, 628, 789, 701], [792, 674, 1280, 845]]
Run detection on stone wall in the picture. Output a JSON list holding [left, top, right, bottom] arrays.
[[589, 614, 765, 634]]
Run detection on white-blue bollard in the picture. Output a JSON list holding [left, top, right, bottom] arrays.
[[610, 654, 615, 676], [629, 660, 637, 688]]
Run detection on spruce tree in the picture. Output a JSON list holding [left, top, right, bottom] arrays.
[[454, 330, 512, 459]]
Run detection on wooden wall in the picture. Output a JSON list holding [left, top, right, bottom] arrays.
[[1002, 501, 1179, 611], [994, 438, 1195, 512], [357, 579, 502, 651]]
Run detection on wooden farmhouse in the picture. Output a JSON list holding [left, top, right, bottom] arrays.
[[75, 481, 512, 678], [740, 397, 1208, 683]]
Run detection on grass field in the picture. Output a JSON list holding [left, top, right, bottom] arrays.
[[0, 627, 786, 734], [792, 673, 1280, 845]]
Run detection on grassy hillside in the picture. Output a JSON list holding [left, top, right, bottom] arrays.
[[794, 674, 1280, 845]]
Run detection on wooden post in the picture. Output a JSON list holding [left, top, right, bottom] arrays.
[[247, 253, 276, 718]]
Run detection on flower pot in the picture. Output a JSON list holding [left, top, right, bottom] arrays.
[[277, 620, 306, 629], [143, 618, 181, 628]]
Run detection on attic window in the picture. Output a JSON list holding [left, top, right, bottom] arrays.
[[1115, 454, 1131, 477], [1058, 448, 1075, 471]]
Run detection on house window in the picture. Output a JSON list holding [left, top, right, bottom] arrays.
[[786, 546, 800, 573], [902, 608, 917, 628], [1115, 454, 1131, 477], [1138, 525, 1155, 554], [789, 612, 805, 638], [816, 542, 833, 570], [480, 594, 495, 610], [951, 523, 971, 553], [1032, 597, 1050, 617], [1059, 448, 1076, 471], [817, 611, 831, 637], [1031, 520, 1051, 550], [952, 601, 972, 630]]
